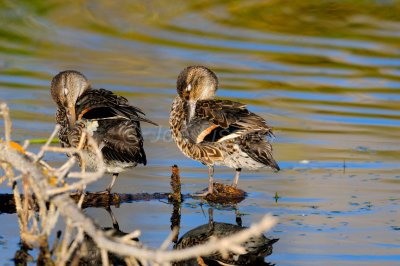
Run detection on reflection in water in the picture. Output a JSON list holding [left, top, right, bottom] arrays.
[[12, 207, 133, 266], [69, 207, 138, 266], [13, 242, 34, 265], [174, 208, 278, 266], [67, 203, 277, 266]]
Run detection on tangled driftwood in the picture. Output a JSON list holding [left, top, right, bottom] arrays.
[[0, 103, 277, 265]]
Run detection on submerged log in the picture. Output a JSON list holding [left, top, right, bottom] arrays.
[[69, 191, 171, 208], [0, 165, 246, 213]]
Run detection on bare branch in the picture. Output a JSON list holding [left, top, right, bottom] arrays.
[[0, 103, 11, 144], [0, 103, 277, 265], [159, 227, 179, 251], [35, 125, 60, 162]]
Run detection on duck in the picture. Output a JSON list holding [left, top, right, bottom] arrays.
[[169, 66, 279, 195], [174, 208, 278, 265], [50, 70, 157, 193]]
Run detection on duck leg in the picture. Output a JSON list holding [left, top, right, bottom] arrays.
[[106, 173, 118, 193], [208, 166, 215, 194], [192, 166, 215, 197], [232, 168, 241, 188]]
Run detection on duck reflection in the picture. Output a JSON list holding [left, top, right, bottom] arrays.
[[173, 208, 278, 266], [68, 207, 138, 266]]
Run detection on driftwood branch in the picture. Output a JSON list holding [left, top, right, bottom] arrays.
[[0, 103, 277, 265]]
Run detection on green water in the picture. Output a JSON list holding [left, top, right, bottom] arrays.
[[0, 1, 399, 265]]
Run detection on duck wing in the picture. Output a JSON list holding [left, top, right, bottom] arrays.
[[101, 120, 147, 165], [76, 89, 157, 125], [67, 119, 147, 165], [183, 99, 273, 144], [239, 133, 280, 171]]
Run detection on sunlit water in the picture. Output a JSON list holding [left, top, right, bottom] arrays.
[[0, 1, 399, 265]]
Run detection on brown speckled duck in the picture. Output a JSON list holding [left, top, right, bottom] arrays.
[[169, 66, 279, 195], [51, 70, 157, 193]]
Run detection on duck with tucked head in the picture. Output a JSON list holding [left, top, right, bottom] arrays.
[[51, 70, 157, 193], [169, 66, 279, 195]]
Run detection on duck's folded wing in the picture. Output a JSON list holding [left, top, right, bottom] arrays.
[[183, 100, 272, 144], [76, 89, 157, 125], [101, 121, 147, 165], [66, 119, 146, 165]]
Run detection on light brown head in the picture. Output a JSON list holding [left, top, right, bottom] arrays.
[[51, 70, 90, 127], [176, 66, 218, 102]]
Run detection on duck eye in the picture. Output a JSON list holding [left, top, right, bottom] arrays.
[[63, 88, 69, 96]]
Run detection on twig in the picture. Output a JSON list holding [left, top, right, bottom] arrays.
[[0, 103, 11, 144], [101, 249, 110, 266], [1, 143, 277, 263], [159, 227, 179, 251], [35, 125, 60, 162], [64, 228, 84, 264], [0, 103, 278, 265]]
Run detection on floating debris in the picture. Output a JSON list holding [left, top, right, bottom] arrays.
[[274, 192, 280, 203]]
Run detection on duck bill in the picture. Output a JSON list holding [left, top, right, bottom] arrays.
[[66, 106, 76, 128], [187, 100, 196, 124]]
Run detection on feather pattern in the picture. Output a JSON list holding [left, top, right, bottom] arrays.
[[76, 89, 157, 125], [170, 97, 224, 166], [170, 97, 279, 170], [184, 99, 272, 144], [170, 66, 279, 192], [56, 108, 69, 148], [56, 88, 154, 173]]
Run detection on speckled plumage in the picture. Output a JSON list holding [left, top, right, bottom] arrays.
[[51, 70, 156, 192], [169, 66, 279, 193], [170, 97, 278, 170]]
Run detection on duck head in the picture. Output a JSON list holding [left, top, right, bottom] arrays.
[[177, 66, 218, 122], [51, 70, 90, 128], [176, 66, 218, 102]]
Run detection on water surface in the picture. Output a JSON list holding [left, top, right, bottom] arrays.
[[0, 1, 399, 265]]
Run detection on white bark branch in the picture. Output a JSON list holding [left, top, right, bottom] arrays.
[[0, 103, 277, 265]]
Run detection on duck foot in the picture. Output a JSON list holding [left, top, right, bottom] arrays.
[[191, 191, 214, 197], [191, 183, 218, 197], [96, 190, 112, 195]]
